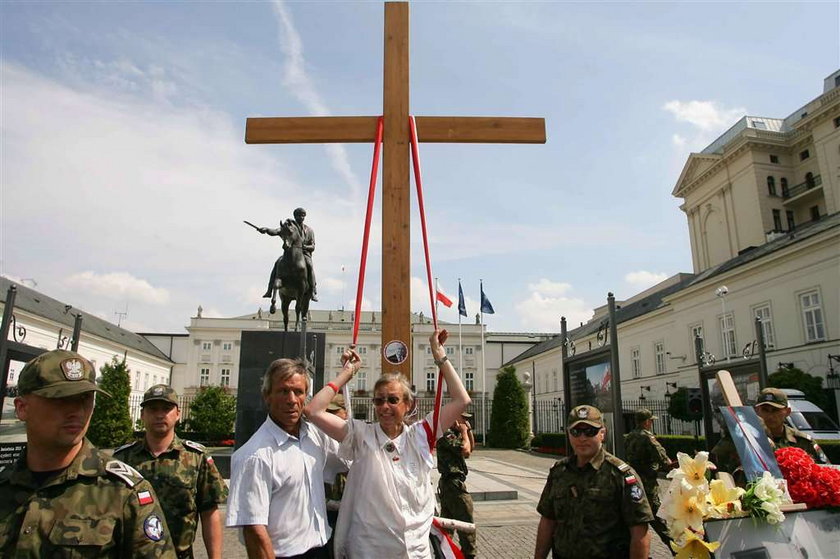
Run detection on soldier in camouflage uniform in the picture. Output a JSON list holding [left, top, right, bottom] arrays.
[[624, 407, 673, 548], [535, 405, 653, 559], [0, 349, 175, 557], [114, 384, 228, 559], [436, 411, 476, 559], [753, 387, 830, 464]]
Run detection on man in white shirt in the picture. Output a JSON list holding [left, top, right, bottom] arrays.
[[226, 358, 336, 559]]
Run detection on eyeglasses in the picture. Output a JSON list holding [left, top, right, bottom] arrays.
[[569, 425, 601, 438], [372, 395, 402, 406]]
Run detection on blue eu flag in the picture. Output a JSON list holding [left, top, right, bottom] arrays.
[[480, 282, 495, 315], [458, 281, 468, 317]]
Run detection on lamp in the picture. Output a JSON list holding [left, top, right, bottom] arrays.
[[664, 381, 678, 399], [639, 385, 651, 401]]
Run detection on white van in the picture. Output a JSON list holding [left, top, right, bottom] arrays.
[[781, 388, 840, 441]]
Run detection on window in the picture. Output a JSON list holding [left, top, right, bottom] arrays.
[[810, 205, 820, 221], [202, 342, 212, 351], [144, 372, 149, 390], [769, 154, 779, 164], [780, 178, 789, 197], [135, 371, 141, 390], [766, 176, 776, 196], [465, 371, 474, 392], [800, 291, 826, 342], [720, 313, 737, 359], [336, 346, 344, 354], [356, 371, 367, 391], [753, 304, 775, 348], [357, 346, 367, 354], [222, 342, 232, 351], [426, 370, 436, 392], [654, 342, 665, 375], [805, 172, 815, 188], [799, 149, 810, 161], [834, 116, 840, 128], [631, 347, 641, 379], [772, 209, 782, 231], [465, 347, 474, 355], [200, 368, 210, 386], [446, 346, 454, 355], [220, 368, 231, 387], [786, 210, 795, 231]]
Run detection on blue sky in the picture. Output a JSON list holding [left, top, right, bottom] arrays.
[[1, 1, 837, 334]]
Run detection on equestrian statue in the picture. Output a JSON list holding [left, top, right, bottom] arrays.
[[246, 207, 318, 331]]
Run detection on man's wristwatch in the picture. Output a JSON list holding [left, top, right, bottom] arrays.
[[434, 355, 449, 368]]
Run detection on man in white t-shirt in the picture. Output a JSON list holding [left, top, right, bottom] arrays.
[[226, 358, 339, 559]]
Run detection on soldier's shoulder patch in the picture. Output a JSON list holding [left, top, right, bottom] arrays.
[[183, 440, 207, 453], [629, 484, 644, 502], [112, 441, 138, 455], [105, 459, 145, 488], [797, 431, 814, 442], [143, 514, 164, 541], [550, 457, 570, 471]]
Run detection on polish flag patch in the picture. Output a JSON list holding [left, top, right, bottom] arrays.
[[138, 490, 154, 505], [624, 475, 637, 485]]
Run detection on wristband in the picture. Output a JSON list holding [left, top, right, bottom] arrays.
[[327, 382, 340, 393], [434, 355, 449, 368]]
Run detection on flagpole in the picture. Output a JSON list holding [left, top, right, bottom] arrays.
[[480, 280, 487, 446]]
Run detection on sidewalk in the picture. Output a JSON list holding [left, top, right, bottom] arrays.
[[193, 448, 672, 559]]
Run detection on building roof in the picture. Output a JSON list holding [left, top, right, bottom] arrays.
[[503, 212, 840, 367], [0, 277, 171, 362]]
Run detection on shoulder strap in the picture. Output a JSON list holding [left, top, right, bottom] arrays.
[[105, 459, 145, 488], [183, 440, 208, 453], [112, 441, 138, 455]]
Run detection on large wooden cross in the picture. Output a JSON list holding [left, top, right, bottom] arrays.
[[246, 2, 545, 379]]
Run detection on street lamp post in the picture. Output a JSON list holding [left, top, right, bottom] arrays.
[[716, 286, 729, 362]]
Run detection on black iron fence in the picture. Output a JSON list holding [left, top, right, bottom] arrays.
[[533, 398, 700, 436]]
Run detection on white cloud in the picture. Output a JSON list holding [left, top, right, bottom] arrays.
[[662, 100, 745, 132], [624, 271, 668, 290], [515, 280, 591, 332], [65, 271, 170, 305], [672, 134, 686, 148], [270, 0, 363, 198]]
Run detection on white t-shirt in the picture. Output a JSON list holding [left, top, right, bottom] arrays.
[[226, 417, 336, 557], [334, 412, 437, 559]]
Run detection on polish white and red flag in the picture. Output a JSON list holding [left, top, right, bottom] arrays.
[[436, 289, 454, 308], [430, 518, 464, 559]]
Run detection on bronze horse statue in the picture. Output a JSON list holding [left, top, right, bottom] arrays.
[[266, 219, 312, 331]]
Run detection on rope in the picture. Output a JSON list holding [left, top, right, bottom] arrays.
[[409, 115, 444, 447], [346, 117, 384, 418]]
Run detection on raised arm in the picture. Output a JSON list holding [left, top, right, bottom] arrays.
[[304, 348, 360, 442], [430, 328, 471, 437]]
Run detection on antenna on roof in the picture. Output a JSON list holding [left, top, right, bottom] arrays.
[[114, 303, 128, 327]]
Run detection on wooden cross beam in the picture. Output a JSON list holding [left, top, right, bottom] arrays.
[[246, 2, 545, 379]]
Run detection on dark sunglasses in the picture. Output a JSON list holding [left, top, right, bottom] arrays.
[[372, 395, 402, 406], [569, 425, 601, 438]]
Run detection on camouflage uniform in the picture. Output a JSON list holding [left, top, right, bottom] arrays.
[[436, 426, 476, 558], [113, 436, 228, 558], [537, 405, 653, 559], [0, 438, 176, 558], [624, 409, 672, 549]]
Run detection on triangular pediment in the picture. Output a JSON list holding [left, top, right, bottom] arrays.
[[672, 153, 722, 197]]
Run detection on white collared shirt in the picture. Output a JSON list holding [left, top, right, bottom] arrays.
[[333, 412, 437, 559], [226, 417, 335, 557]]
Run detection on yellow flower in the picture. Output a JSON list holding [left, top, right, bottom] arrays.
[[662, 481, 706, 535], [670, 530, 720, 559], [668, 451, 712, 490], [706, 479, 745, 519]]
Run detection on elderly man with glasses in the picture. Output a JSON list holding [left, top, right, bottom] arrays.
[[534, 405, 653, 559]]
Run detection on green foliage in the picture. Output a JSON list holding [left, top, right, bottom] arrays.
[[487, 366, 530, 449], [656, 435, 707, 457], [769, 367, 829, 409], [667, 387, 696, 423], [531, 432, 567, 450], [87, 356, 134, 448], [184, 385, 236, 442]]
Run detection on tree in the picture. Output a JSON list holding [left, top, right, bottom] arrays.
[[487, 366, 530, 448], [87, 356, 134, 448], [667, 387, 695, 423], [769, 366, 828, 409], [185, 385, 236, 442]]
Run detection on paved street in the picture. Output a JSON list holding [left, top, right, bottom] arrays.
[[193, 448, 673, 559]]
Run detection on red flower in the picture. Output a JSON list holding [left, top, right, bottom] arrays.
[[776, 447, 840, 509]]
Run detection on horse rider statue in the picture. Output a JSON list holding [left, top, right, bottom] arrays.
[[258, 207, 318, 303]]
